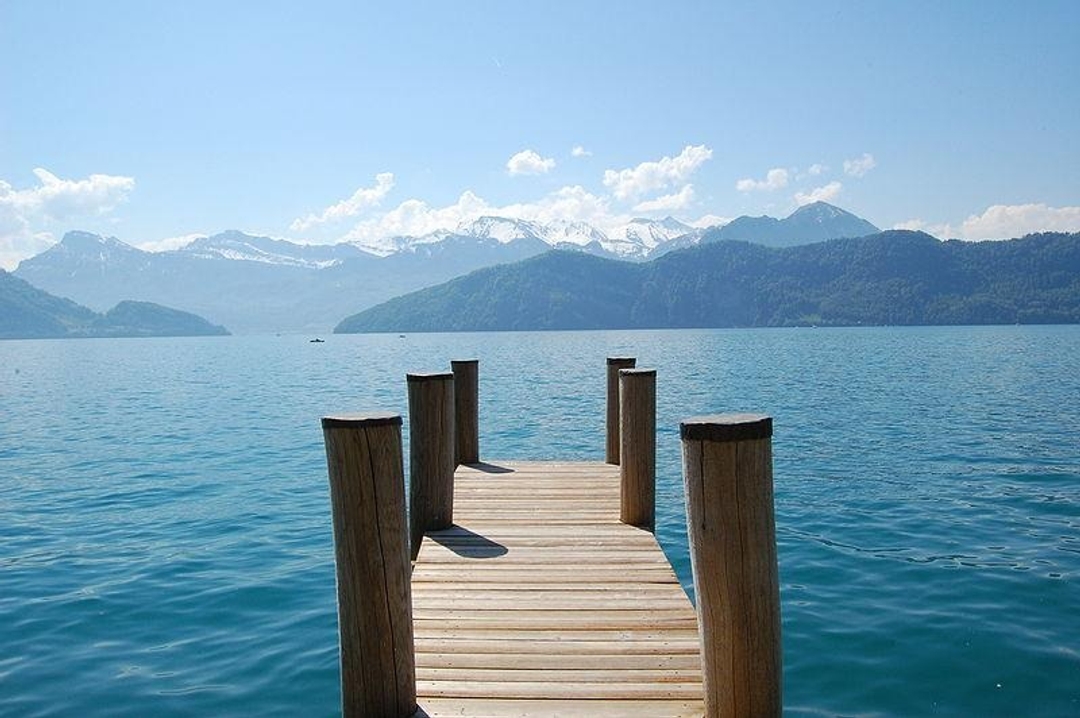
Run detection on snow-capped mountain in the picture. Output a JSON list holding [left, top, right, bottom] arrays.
[[607, 217, 701, 257], [455, 216, 546, 243], [14, 203, 878, 333], [42, 230, 148, 267], [623, 217, 697, 247], [352, 229, 454, 257], [350, 215, 707, 260], [180, 230, 368, 268]]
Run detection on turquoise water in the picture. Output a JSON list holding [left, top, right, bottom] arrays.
[[2, 327, 1078, 716]]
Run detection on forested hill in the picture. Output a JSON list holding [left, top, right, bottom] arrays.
[[1, 270, 230, 339], [334, 231, 1080, 332]]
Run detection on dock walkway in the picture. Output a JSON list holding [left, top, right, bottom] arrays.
[[412, 461, 704, 717], [321, 360, 780, 717]]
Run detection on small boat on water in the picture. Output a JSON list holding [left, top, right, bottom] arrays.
[[310, 338, 325, 343]]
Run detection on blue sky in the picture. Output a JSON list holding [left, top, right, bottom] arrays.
[[2, 0, 1078, 267]]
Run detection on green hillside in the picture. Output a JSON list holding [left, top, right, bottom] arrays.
[[335, 231, 1080, 332], [1, 270, 229, 339]]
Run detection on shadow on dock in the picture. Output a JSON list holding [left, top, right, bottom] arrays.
[[426, 525, 509, 558], [462, 461, 515, 474]]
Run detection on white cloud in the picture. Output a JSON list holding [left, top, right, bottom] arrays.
[[633, 184, 695, 213], [602, 144, 712, 201], [290, 172, 394, 232], [506, 149, 556, 176], [0, 168, 136, 270], [342, 184, 622, 250], [959, 203, 1080, 239], [571, 145, 592, 158], [343, 190, 493, 245], [807, 163, 827, 176], [843, 153, 877, 178], [735, 168, 789, 192], [897, 203, 1080, 240], [795, 181, 843, 206], [2, 168, 135, 219], [501, 185, 614, 228], [137, 233, 206, 253]]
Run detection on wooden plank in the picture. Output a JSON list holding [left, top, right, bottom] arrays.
[[417, 667, 702, 683], [416, 680, 704, 700], [415, 595, 690, 606], [416, 553, 674, 566], [411, 571, 680, 585], [416, 698, 705, 718], [412, 643, 699, 660], [411, 587, 689, 599], [413, 612, 697, 625], [426, 525, 650, 535], [412, 628, 700, 641]]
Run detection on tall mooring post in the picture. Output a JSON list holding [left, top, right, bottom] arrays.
[[407, 372, 456, 559], [681, 413, 781, 717], [618, 367, 656, 531], [321, 413, 417, 718], [451, 359, 479, 465], [605, 356, 637, 464]]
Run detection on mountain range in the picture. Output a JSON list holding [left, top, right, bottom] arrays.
[[14, 202, 878, 333], [335, 230, 1080, 332], [706, 201, 879, 248], [1, 269, 228, 339]]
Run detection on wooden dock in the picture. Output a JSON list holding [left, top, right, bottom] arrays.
[[321, 359, 781, 718], [412, 461, 703, 717]]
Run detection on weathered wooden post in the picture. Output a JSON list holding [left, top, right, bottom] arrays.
[[619, 367, 655, 530], [605, 357, 637, 464], [681, 414, 781, 718], [450, 359, 479, 465], [321, 413, 416, 718], [407, 372, 455, 559]]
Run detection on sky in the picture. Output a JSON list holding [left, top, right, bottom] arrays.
[[2, 0, 1078, 268]]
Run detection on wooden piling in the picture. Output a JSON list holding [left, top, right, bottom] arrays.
[[618, 368, 655, 531], [407, 372, 456, 560], [450, 359, 479, 465], [321, 413, 416, 718], [681, 414, 781, 718], [605, 357, 636, 464]]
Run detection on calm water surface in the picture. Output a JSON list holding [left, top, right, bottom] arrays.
[[2, 327, 1078, 716]]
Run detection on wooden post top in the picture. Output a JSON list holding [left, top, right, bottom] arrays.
[[322, 412, 402, 430], [680, 414, 772, 442], [619, 367, 656, 376], [406, 372, 455, 383], [607, 356, 637, 366], [450, 359, 478, 366]]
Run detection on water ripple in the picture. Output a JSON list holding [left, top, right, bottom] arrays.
[[2, 327, 1078, 716]]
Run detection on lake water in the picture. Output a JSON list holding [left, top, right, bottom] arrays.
[[2, 327, 1078, 716]]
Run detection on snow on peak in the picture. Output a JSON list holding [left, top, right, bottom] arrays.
[[351, 229, 453, 256], [609, 217, 698, 253], [790, 201, 844, 222], [541, 219, 607, 247], [456, 216, 545, 243], [60, 231, 132, 251], [53, 231, 143, 265], [183, 232, 343, 268]]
